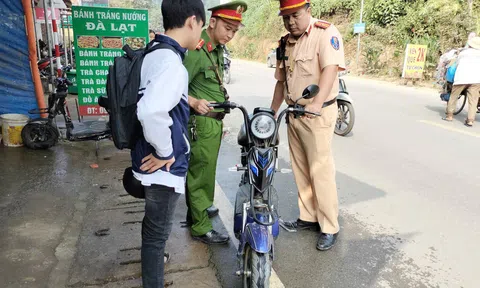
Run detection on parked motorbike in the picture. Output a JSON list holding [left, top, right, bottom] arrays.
[[38, 45, 76, 77], [335, 77, 355, 136], [209, 85, 320, 288], [223, 47, 231, 84], [38, 56, 56, 77], [22, 66, 110, 155]]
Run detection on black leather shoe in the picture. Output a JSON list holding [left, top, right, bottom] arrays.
[[283, 219, 320, 231], [316, 233, 338, 251], [207, 205, 219, 218], [193, 230, 229, 245]]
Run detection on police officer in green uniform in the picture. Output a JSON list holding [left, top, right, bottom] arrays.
[[183, 1, 248, 244]]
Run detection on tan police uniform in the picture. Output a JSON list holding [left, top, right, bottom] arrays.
[[275, 17, 346, 234]]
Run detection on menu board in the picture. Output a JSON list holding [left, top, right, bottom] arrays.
[[72, 6, 148, 116], [401, 44, 428, 79]]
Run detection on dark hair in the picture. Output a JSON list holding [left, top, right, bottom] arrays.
[[162, 0, 206, 31], [149, 29, 155, 34]]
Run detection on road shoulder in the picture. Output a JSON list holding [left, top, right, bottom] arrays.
[[66, 149, 221, 288]]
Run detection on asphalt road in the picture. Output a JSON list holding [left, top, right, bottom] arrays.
[[212, 59, 480, 288]]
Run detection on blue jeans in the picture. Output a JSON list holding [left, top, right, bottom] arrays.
[[142, 184, 180, 288]]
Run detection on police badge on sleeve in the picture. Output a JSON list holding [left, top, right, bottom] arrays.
[[331, 36, 340, 50]]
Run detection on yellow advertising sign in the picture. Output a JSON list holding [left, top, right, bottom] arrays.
[[402, 44, 428, 79]]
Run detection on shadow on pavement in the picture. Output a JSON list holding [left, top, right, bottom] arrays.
[[213, 140, 432, 288], [425, 105, 448, 118]]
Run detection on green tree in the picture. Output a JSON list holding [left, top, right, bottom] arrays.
[[109, 0, 163, 31], [310, 0, 358, 17], [365, 0, 406, 27]]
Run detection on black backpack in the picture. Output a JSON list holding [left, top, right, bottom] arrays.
[[102, 41, 177, 150]]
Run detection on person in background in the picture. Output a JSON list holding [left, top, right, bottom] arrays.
[[132, 0, 205, 287], [444, 36, 480, 127], [149, 29, 156, 42], [270, 0, 345, 251], [182, 1, 248, 245], [474, 32, 480, 113]]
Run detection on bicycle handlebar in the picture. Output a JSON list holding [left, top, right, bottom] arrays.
[[207, 102, 321, 145], [208, 102, 251, 144]]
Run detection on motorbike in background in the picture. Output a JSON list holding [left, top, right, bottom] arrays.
[[38, 56, 58, 77], [209, 85, 321, 288], [335, 77, 355, 136], [22, 66, 110, 155], [37, 43, 76, 78], [223, 46, 231, 84]]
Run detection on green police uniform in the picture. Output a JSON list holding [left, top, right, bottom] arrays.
[[183, 1, 247, 237], [184, 30, 225, 236]]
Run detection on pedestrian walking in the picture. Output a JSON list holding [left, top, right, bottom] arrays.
[[443, 36, 480, 127]]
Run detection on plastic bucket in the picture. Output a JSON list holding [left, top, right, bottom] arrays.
[[0, 114, 30, 147]]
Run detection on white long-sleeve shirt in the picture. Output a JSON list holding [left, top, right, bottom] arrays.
[[133, 43, 189, 194]]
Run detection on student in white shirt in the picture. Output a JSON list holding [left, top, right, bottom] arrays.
[[131, 1, 205, 287]]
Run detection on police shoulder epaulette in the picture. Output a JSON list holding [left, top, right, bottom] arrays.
[[315, 20, 331, 29], [196, 39, 205, 50]]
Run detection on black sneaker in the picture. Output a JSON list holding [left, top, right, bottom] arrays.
[[192, 230, 229, 245]]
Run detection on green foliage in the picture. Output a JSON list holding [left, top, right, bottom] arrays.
[[363, 41, 382, 74], [310, 0, 358, 17], [108, 0, 220, 32], [240, 0, 284, 40], [229, 0, 480, 80], [109, 0, 163, 31], [396, 0, 476, 53], [365, 0, 406, 27]]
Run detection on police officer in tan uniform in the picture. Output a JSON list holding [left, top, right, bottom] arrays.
[[270, 0, 346, 251]]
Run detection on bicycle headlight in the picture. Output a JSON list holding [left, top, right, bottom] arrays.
[[250, 114, 275, 140]]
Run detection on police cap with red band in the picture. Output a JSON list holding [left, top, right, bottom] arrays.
[[278, 0, 310, 16], [208, 1, 248, 27]]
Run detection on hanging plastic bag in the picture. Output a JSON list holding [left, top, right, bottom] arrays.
[[446, 61, 458, 83]]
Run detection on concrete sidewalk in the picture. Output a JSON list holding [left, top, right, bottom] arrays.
[[0, 142, 221, 288], [66, 149, 222, 288]]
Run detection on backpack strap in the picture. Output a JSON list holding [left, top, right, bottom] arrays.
[[123, 45, 136, 59]]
